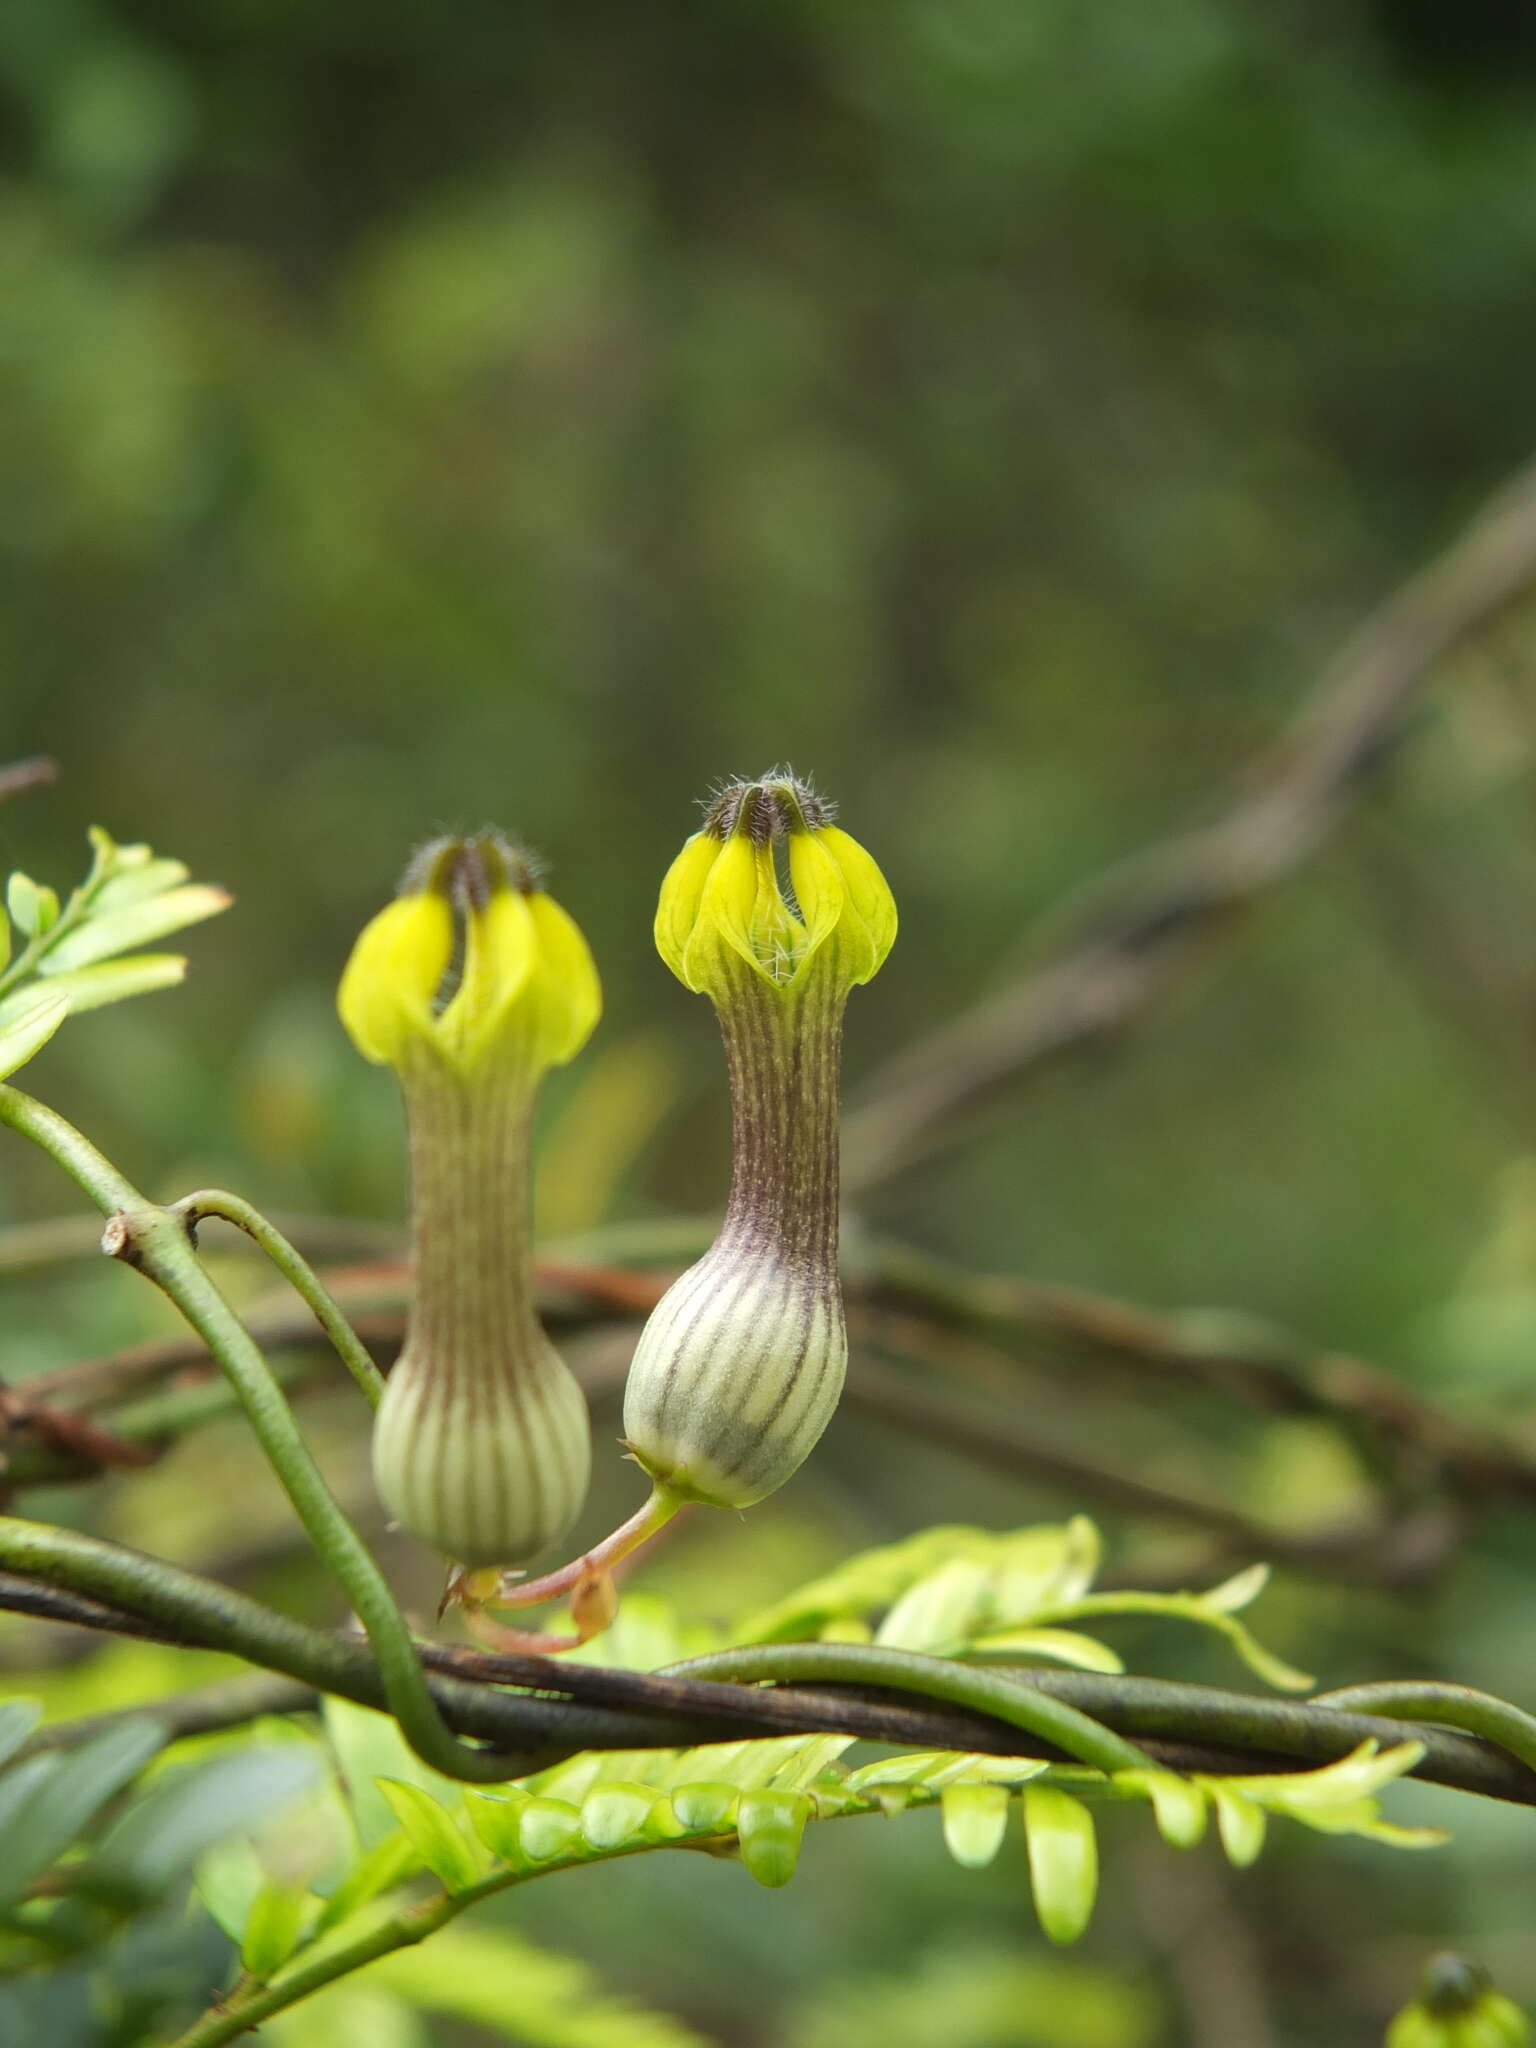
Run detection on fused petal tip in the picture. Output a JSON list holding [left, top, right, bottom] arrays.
[[337, 834, 600, 1079], [654, 773, 895, 1001]]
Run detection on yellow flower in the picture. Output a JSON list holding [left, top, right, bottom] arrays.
[[338, 835, 599, 1078], [655, 774, 896, 1001]]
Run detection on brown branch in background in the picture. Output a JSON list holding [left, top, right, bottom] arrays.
[[841, 456, 1536, 1193], [0, 756, 57, 805], [5, 1237, 1534, 1584], [856, 1240, 1536, 1511], [1132, 1841, 1279, 2048], [0, 1384, 156, 1472], [842, 1356, 1463, 1586]]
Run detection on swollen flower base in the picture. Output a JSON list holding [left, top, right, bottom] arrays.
[[338, 834, 599, 1570], [623, 773, 897, 1507]]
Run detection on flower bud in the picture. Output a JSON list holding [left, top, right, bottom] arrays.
[[623, 774, 895, 1507], [1387, 1955, 1530, 2048], [339, 834, 599, 1568]]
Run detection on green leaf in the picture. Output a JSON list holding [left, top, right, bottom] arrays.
[[0, 1715, 166, 1909], [92, 857, 191, 912], [736, 1789, 811, 1887], [876, 1560, 993, 1653], [993, 1516, 1103, 1614], [196, 1833, 266, 1942], [0, 1755, 63, 1834], [464, 1789, 530, 1864], [518, 1799, 583, 1864], [842, 1752, 1044, 1795], [969, 1627, 1124, 1673], [375, 1780, 485, 1893], [88, 1744, 319, 1901], [312, 1828, 425, 1935], [242, 1879, 314, 1978], [580, 1783, 656, 1852], [1200, 1562, 1271, 1615], [1115, 1769, 1207, 1849], [732, 1526, 1015, 1643], [6, 872, 57, 938], [643, 1793, 688, 1842], [1219, 1740, 1424, 1810], [668, 1782, 740, 1836], [1017, 1588, 1314, 1693], [941, 1781, 1011, 1868], [0, 989, 70, 1079], [23, 954, 187, 1015], [736, 1518, 1109, 1646], [1023, 1785, 1098, 1944], [1206, 1784, 1266, 1866], [39, 882, 230, 971], [0, 1700, 43, 1768], [324, 1697, 459, 1848], [1280, 1798, 1446, 1848]]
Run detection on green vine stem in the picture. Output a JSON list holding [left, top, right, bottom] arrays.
[[0, 1084, 537, 1782], [1, 1523, 1535, 1805], [167, 1885, 472, 2048], [170, 1187, 386, 1409], [664, 1642, 1151, 1773], [1312, 1680, 1536, 1774], [0, 1518, 680, 1758]]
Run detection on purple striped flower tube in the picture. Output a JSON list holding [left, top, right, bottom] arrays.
[[338, 834, 599, 1569], [623, 773, 896, 1508]]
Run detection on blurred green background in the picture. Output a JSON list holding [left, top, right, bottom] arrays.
[[8, 0, 1536, 2041]]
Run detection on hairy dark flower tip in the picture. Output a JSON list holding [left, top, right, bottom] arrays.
[[701, 770, 837, 844]]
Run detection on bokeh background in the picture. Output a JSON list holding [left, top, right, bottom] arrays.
[[8, 0, 1536, 2041]]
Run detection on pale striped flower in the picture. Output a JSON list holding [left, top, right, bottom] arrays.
[[623, 774, 896, 1508], [338, 834, 599, 1568]]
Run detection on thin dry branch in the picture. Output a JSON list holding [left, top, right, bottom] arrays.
[[0, 756, 57, 804], [842, 455, 1536, 1191]]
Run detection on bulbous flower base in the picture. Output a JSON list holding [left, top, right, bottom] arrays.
[[623, 1247, 847, 1509], [373, 1338, 591, 1569]]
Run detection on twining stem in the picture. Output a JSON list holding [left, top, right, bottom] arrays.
[[0, 1518, 771, 1759], [0, 1084, 531, 1783], [665, 1642, 1151, 1774], [171, 1188, 386, 1409], [1312, 1681, 1536, 1774], [1, 1522, 1534, 1804]]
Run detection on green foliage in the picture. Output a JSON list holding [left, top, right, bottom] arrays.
[[733, 1516, 1312, 1688], [274, 1925, 717, 2048], [785, 1946, 1163, 2048], [0, 1516, 1448, 2044], [99, 1522, 1432, 2044], [0, 827, 228, 1079], [0, 1703, 318, 2028]]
